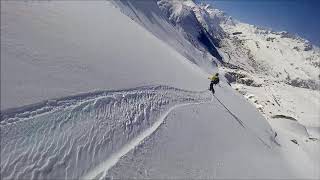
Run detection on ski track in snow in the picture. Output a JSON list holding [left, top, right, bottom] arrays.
[[212, 95, 245, 128], [0, 85, 211, 180], [212, 94, 273, 149], [83, 101, 207, 180]]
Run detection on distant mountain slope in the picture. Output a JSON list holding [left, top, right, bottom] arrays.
[[196, 3, 320, 138], [112, 0, 223, 71]]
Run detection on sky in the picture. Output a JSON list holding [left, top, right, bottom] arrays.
[[197, 0, 320, 46]]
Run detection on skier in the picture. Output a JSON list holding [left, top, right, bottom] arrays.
[[208, 72, 219, 94]]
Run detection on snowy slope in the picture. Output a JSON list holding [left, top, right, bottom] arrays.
[[125, 0, 320, 156], [108, 91, 314, 179], [1, 1, 208, 110], [1, 0, 320, 179]]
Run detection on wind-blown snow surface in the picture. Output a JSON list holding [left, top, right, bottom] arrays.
[[1, 86, 211, 179]]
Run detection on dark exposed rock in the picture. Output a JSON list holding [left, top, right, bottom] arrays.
[[224, 71, 246, 83], [232, 32, 242, 35], [222, 62, 244, 70], [224, 71, 261, 87], [271, 115, 297, 121], [311, 61, 320, 68], [286, 78, 320, 90], [266, 37, 275, 42], [304, 43, 313, 51], [197, 29, 223, 61], [237, 78, 262, 87]]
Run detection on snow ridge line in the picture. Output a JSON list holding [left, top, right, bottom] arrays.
[[82, 101, 207, 180], [1, 85, 211, 179], [0, 85, 206, 124]]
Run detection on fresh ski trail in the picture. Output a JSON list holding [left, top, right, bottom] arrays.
[[82, 101, 207, 179], [105, 91, 294, 179], [212, 94, 273, 148]]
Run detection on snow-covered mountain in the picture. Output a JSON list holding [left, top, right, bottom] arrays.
[[193, 2, 320, 140], [1, 0, 319, 179], [114, 0, 320, 150]]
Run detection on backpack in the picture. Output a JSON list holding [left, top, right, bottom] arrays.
[[213, 77, 219, 84]]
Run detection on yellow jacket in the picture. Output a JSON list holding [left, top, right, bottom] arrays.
[[208, 75, 218, 81]]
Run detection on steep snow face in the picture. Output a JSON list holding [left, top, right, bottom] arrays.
[[184, 3, 226, 43], [156, 0, 223, 61], [112, 0, 219, 74], [158, 0, 199, 34], [1, 1, 208, 110]]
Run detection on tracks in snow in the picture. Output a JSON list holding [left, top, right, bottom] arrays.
[[212, 94, 273, 148], [212, 95, 245, 128], [83, 101, 206, 180], [0, 85, 211, 180]]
